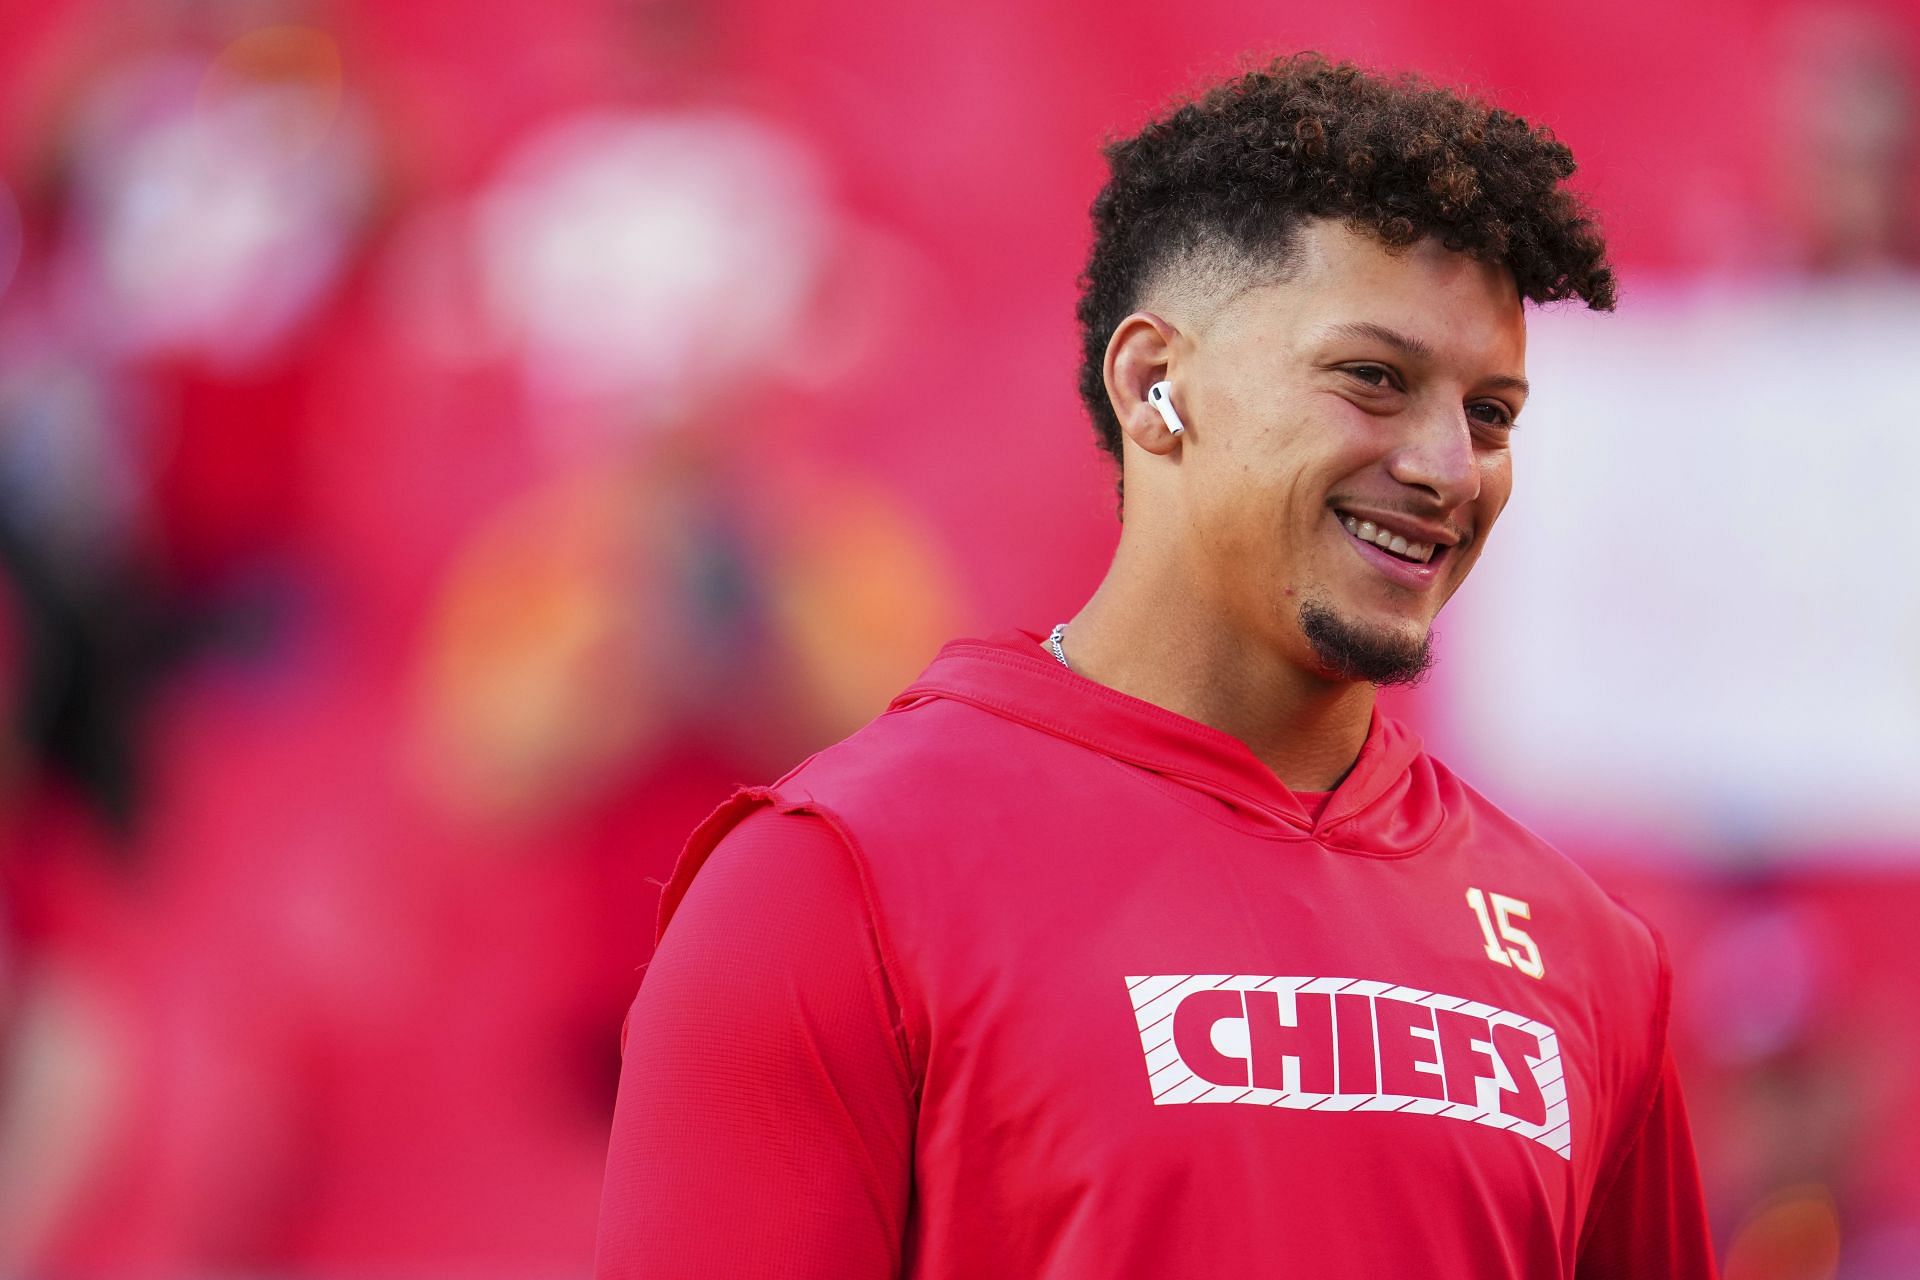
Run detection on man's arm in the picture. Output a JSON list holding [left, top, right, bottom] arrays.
[[1575, 1048, 1720, 1279], [593, 808, 915, 1279]]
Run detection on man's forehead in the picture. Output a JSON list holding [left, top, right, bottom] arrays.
[[1213, 241, 1527, 361]]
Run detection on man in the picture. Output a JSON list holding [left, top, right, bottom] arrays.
[[594, 54, 1719, 1278]]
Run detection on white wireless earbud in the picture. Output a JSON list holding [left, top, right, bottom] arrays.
[[1147, 380, 1188, 436]]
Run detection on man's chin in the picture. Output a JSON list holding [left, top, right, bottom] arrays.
[[1298, 600, 1435, 687]]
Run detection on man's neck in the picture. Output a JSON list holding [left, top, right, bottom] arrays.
[[1056, 562, 1376, 795]]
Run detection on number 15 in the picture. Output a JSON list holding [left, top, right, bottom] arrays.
[[1466, 888, 1545, 980]]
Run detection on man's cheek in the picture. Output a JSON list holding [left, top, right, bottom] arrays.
[[1479, 459, 1514, 526]]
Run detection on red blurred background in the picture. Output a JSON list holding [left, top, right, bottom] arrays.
[[0, 1, 1915, 1276]]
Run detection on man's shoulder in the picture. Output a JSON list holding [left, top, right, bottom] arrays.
[[777, 692, 1063, 802], [653, 703, 1017, 947], [1423, 751, 1665, 971]]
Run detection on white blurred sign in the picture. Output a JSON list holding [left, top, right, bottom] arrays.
[[476, 111, 832, 412], [1447, 280, 1920, 850]]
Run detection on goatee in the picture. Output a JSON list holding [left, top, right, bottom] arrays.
[[1298, 599, 1436, 687]]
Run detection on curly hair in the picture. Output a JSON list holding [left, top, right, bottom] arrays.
[[1076, 53, 1616, 484]]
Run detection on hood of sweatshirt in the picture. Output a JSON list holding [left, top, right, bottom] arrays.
[[888, 627, 1448, 857]]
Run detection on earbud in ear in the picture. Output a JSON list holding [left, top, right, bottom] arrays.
[[1147, 380, 1187, 436]]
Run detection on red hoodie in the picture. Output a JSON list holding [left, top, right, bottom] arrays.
[[594, 629, 1719, 1278]]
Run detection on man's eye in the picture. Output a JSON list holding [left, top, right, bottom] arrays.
[[1346, 364, 1395, 389], [1469, 402, 1516, 428]]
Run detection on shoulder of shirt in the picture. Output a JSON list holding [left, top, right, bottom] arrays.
[[1421, 746, 1668, 974], [773, 692, 1042, 797]]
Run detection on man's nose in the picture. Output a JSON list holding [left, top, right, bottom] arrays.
[[1386, 405, 1480, 509]]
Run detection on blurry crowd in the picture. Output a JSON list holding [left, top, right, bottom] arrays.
[[0, 1, 980, 1271], [0, 1, 1914, 1277]]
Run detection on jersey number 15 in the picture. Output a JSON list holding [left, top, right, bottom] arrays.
[[1465, 888, 1545, 980]]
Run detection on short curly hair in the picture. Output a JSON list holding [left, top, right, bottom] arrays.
[[1076, 53, 1615, 485]]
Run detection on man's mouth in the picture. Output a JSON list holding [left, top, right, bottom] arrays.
[[1337, 512, 1437, 565]]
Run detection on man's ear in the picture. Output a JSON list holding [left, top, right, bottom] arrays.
[[1103, 311, 1187, 456]]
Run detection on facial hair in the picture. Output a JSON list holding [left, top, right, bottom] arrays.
[[1298, 597, 1436, 687]]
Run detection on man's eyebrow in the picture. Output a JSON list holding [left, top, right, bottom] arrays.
[[1324, 321, 1437, 360], [1324, 321, 1529, 397]]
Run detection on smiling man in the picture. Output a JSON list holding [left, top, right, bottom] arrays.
[[595, 55, 1719, 1279]]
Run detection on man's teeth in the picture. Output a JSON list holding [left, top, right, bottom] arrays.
[[1340, 514, 1435, 564]]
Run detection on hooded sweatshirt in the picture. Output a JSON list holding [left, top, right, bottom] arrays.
[[593, 629, 1719, 1279]]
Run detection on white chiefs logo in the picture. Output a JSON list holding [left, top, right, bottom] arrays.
[[1127, 974, 1571, 1160]]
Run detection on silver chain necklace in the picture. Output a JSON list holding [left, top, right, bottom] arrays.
[[1047, 621, 1071, 669]]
